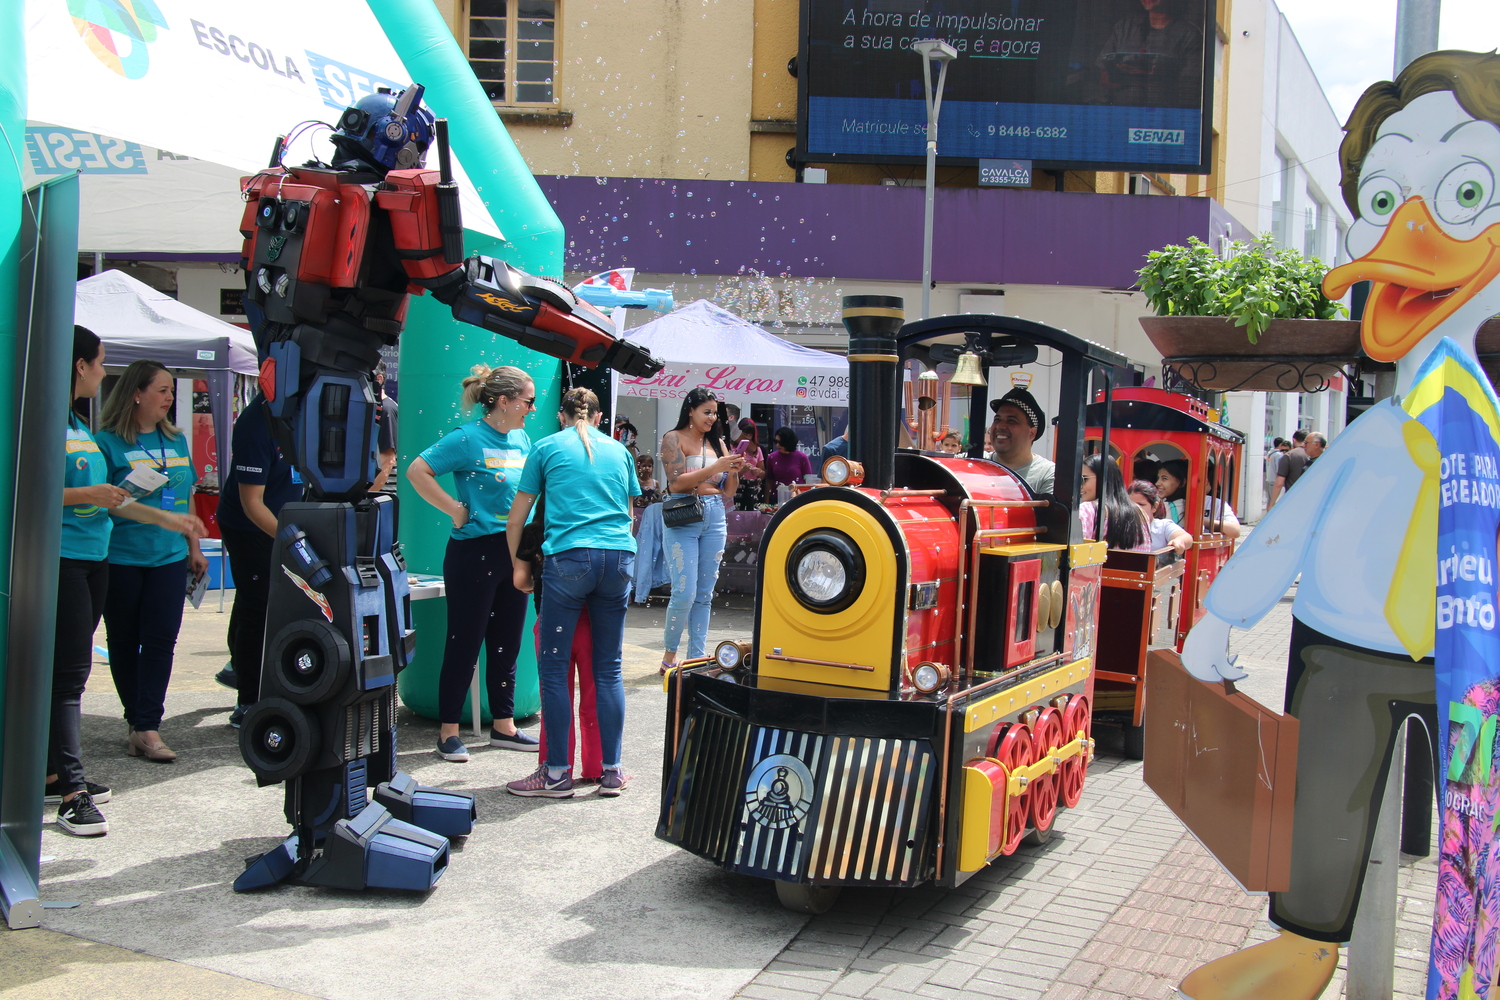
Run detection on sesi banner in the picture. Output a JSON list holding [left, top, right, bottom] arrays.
[[24, 0, 501, 238], [1404, 340, 1500, 1000], [619, 363, 849, 407]]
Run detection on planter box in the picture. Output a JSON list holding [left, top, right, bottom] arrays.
[[1140, 316, 1362, 393]]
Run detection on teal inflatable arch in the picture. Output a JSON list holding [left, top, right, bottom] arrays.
[[371, 0, 566, 722]]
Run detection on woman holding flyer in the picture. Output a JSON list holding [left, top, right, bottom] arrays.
[[96, 360, 207, 763]]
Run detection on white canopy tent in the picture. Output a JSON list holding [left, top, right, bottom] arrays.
[[76, 269, 259, 479], [614, 299, 849, 462]]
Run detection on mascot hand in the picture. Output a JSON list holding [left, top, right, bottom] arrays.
[[1180, 615, 1247, 684]]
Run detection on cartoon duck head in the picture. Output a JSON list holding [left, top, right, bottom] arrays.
[[1323, 51, 1500, 393]]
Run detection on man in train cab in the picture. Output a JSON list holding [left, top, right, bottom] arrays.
[[988, 387, 1054, 494]]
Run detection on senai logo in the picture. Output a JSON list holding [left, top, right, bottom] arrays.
[[70, 0, 170, 80]]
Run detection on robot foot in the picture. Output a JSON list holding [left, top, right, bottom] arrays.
[[294, 803, 450, 891], [234, 835, 300, 892], [374, 770, 477, 839], [1178, 931, 1338, 1000]]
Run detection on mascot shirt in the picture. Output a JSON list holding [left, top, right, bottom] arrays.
[[61, 415, 112, 562], [1204, 401, 1419, 655], [419, 420, 530, 541]]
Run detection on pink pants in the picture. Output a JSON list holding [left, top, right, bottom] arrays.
[[534, 609, 602, 780]]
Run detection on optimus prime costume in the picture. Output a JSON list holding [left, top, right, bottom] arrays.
[[232, 85, 663, 892]]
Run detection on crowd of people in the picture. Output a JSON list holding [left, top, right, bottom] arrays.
[[52, 343, 1280, 824]]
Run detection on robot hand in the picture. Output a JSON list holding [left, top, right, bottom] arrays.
[[426, 257, 664, 378], [1179, 614, 1248, 684]]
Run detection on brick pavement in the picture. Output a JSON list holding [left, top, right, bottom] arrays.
[[737, 583, 1439, 1000]]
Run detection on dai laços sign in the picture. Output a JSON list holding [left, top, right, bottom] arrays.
[[620, 365, 848, 406]]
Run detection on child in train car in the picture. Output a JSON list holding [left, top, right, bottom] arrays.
[[937, 431, 963, 454], [1157, 459, 1243, 539], [1079, 454, 1146, 550], [1156, 459, 1191, 525], [1127, 480, 1192, 554]]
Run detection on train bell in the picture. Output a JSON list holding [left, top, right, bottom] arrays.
[[950, 350, 987, 386]]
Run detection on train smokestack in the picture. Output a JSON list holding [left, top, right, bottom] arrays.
[[841, 295, 904, 491]]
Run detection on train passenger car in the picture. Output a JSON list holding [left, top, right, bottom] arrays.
[[1083, 388, 1245, 756], [656, 300, 1126, 912]]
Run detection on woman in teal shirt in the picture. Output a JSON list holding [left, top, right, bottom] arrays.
[[96, 361, 208, 764], [408, 363, 540, 762]]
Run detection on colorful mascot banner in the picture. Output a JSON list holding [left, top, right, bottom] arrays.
[[1406, 342, 1500, 1000], [24, 0, 501, 238]]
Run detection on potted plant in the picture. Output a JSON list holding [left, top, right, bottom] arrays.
[[1136, 235, 1359, 392]]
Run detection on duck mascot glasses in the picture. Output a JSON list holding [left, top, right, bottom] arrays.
[[1178, 51, 1500, 1000]]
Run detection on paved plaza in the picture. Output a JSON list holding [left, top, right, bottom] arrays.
[[0, 577, 1436, 1000]]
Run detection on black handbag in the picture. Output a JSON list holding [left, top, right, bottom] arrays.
[[515, 492, 547, 565], [661, 491, 705, 528]]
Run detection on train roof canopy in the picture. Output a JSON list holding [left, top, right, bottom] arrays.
[[897, 314, 1128, 371]]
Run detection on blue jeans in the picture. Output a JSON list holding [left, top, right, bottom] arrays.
[[662, 494, 727, 659], [537, 548, 634, 770]]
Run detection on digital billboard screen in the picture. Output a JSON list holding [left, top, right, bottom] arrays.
[[797, 0, 1214, 173]]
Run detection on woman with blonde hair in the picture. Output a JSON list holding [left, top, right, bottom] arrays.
[[505, 388, 641, 798], [95, 359, 208, 764], [408, 363, 540, 762]]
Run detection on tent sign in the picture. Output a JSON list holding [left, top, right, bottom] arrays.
[[619, 363, 848, 407]]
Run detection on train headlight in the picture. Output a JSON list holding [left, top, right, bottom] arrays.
[[715, 640, 751, 670], [786, 529, 865, 614], [820, 456, 864, 487], [911, 661, 950, 695]]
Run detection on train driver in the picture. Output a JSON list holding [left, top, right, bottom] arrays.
[[988, 387, 1054, 494]]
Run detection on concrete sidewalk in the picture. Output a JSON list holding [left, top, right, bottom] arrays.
[[1, 587, 1435, 1000]]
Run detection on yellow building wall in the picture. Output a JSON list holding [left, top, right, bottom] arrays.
[[434, 0, 1237, 203], [434, 0, 753, 180]]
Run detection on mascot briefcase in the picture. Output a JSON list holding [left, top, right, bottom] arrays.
[[1142, 649, 1298, 892]]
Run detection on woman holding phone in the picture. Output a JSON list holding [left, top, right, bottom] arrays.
[[657, 388, 742, 674]]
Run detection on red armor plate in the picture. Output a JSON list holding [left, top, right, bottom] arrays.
[[376, 169, 450, 282]]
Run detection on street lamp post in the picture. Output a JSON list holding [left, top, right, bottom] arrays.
[[914, 39, 957, 321]]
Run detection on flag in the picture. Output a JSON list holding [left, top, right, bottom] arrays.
[[573, 268, 635, 292], [1405, 338, 1500, 1000]]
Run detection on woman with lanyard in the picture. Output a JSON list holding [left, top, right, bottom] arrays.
[[95, 361, 208, 763], [408, 363, 540, 762], [50, 330, 201, 835], [657, 388, 742, 675]]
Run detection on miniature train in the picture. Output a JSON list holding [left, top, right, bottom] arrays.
[[657, 298, 1137, 912], [1085, 388, 1246, 758]]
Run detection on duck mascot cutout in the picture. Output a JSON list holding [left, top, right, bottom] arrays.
[[1177, 50, 1500, 1000]]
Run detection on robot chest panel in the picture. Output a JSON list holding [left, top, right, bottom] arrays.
[[248, 179, 373, 322]]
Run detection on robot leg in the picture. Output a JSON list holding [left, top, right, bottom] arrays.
[[234, 499, 473, 891]]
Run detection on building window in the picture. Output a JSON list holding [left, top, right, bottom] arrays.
[[466, 0, 558, 106]]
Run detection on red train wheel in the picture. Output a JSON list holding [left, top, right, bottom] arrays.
[[991, 724, 1033, 855], [1029, 708, 1066, 834], [1058, 695, 1092, 809]]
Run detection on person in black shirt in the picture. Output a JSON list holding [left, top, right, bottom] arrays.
[[218, 395, 301, 726]]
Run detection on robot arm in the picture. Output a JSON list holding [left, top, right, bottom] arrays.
[[418, 256, 664, 378], [374, 126, 663, 379]]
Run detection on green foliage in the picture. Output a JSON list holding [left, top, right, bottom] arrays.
[[1137, 235, 1347, 344]]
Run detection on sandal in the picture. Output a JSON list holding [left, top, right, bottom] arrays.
[[659, 659, 675, 676]]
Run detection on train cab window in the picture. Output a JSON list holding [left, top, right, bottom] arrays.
[[1013, 581, 1034, 646]]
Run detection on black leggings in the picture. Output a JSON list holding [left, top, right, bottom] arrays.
[[50, 558, 108, 794], [222, 525, 275, 707], [105, 559, 188, 730], [438, 532, 529, 725]]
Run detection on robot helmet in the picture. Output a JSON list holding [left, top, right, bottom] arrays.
[[330, 84, 435, 172]]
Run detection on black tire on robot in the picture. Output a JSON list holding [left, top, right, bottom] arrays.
[[268, 620, 352, 705], [1123, 718, 1146, 761], [240, 697, 320, 783], [774, 881, 842, 915]]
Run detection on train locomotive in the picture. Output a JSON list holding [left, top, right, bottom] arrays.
[[657, 297, 1128, 912]]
